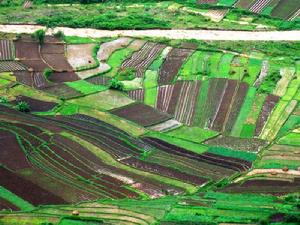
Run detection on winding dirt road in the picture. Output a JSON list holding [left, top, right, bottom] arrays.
[[0, 25, 300, 41]]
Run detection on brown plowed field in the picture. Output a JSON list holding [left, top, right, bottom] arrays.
[[158, 48, 193, 85], [255, 94, 280, 136], [110, 103, 172, 127]]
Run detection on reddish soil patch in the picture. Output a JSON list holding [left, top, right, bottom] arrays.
[[180, 43, 199, 50], [20, 59, 49, 72], [0, 130, 30, 170], [15, 40, 40, 59], [110, 103, 172, 127], [221, 178, 300, 195], [159, 48, 193, 85], [0, 166, 66, 206], [41, 43, 65, 54], [48, 72, 79, 83], [255, 94, 280, 136], [12, 96, 57, 112], [211, 79, 238, 132]]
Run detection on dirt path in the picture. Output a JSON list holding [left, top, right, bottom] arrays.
[[0, 25, 300, 41]]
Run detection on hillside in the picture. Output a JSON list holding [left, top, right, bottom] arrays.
[[0, 1, 299, 225]]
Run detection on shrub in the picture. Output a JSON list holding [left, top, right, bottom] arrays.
[[0, 96, 8, 103], [109, 78, 124, 91], [53, 30, 65, 40], [43, 68, 53, 79], [16, 101, 30, 112], [31, 29, 46, 44], [116, 68, 136, 81]]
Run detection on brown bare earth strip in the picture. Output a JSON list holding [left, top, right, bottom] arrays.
[[212, 79, 238, 132], [158, 48, 193, 85], [0, 166, 66, 206], [255, 94, 280, 136], [224, 82, 249, 134], [166, 82, 183, 115]]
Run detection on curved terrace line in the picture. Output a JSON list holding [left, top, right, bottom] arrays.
[[0, 25, 300, 41]]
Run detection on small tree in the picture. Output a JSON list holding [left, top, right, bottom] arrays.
[[109, 78, 124, 91], [53, 30, 65, 40], [16, 101, 30, 113], [43, 68, 53, 79], [31, 29, 45, 44]]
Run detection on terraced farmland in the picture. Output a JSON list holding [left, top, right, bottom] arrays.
[[0, 23, 299, 225]]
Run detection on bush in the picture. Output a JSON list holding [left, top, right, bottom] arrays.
[[53, 30, 65, 40], [16, 101, 30, 112], [116, 68, 136, 81], [109, 78, 124, 91], [0, 96, 8, 103], [31, 29, 46, 44], [43, 68, 53, 79]]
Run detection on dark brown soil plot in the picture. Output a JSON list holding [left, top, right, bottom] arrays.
[[15, 40, 40, 59], [110, 103, 172, 127], [0, 197, 20, 211], [86, 75, 111, 86], [211, 79, 238, 132], [158, 48, 193, 85], [204, 136, 267, 152], [0, 166, 66, 206], [128, 89, 144, 102], [42, 83, 82, 99], [0, 130, 30, 170], [197, 0, 217, 4], [33, 72, 48, 88], [166, 82, 183, 115], [180, 42, 199, 50], [42, 54, 73, 71], [20, 59, 49, 72], [255, 94, 280, 136], [0, 40, 15, 60], [122, 157, 207, 186], [224, 82, 249, 134], [12, 96, 57, 112], [48, 72, 79, 83], [221, 178, 300, 195]]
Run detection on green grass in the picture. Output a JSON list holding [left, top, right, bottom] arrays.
[[165, 126, 218, 144], [209, 53, 223, 77], [180, 51, 208, 80], [277, 115, 300, 138], [105, 47, 136, 77], [144, 70, 158, 107], [0, 186, 34, 211], [207, 146, 257, 161], [146, 131, 209, 154], [218, 0, 237, 6], [256, 160, 300, 170], [65, 80, 108, 95], [58, 103, 79, 115]]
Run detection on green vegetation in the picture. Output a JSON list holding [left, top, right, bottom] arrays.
[[0, 186, 34, 211], [16, 101, 30, 112], [207, 146, 257, 161], [65, 80, 108, 94], [31, 29, 46, 44], [43, 68, 53, 79]]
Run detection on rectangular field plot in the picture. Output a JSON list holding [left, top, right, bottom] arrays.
[[0, 40, 15, 60], [110, 103, 172, 127]]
